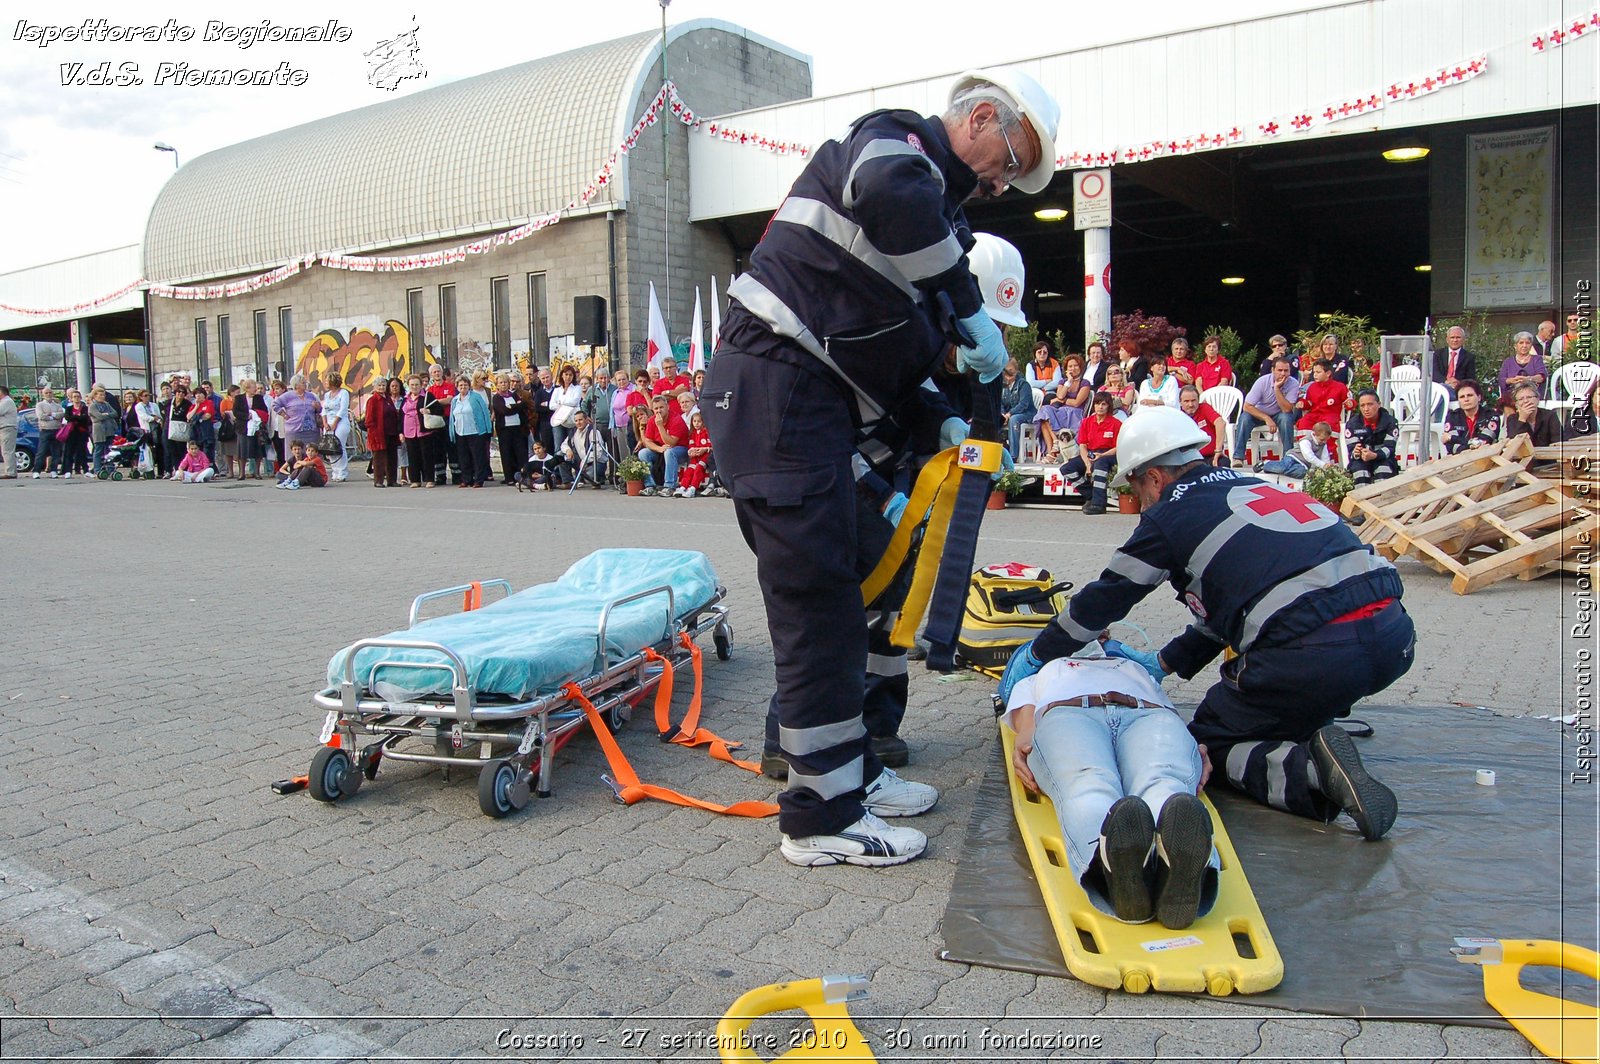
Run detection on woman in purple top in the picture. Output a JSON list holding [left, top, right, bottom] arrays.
[[271, 373, 323, 449], [1497, 332, 1548, 402]]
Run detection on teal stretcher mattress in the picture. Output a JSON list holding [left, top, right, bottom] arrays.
[[327, 549, 719, 702]]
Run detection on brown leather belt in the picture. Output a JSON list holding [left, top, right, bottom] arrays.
[[1043, 692, 1165, 711]]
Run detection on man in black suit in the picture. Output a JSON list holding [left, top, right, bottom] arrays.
[[1431, 326, 1476, 396], [1533, 320, 1559, 360]]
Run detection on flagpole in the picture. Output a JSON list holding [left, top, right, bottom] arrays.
[[659, 0, 672, 323]]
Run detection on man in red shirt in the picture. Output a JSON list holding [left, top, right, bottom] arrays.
[[1060, 391, 1122, 514], [1179, 385, 1230, 466], [1193, 335, 1235, 391], [1165, 337, 1198, 389], [425, 362, 459, 485], [1296, 359, 1348, 433], [651, 356, 694, 397], [636, 393, 688, 496]]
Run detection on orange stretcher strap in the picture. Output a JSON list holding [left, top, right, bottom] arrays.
[[562, 679, 777, 819], [461, 581, 483, 613], [644, 637, 764, 774]]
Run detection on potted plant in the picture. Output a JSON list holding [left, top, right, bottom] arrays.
[[989, 470, 1026, 509], [1303, 463, 1356, 511], [1114, 482, 1140, 515], [617, 455, 650, 496]]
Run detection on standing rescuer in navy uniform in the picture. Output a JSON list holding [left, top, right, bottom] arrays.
[[703, 68, 1060, 868], [999, 407, 1414, 843]]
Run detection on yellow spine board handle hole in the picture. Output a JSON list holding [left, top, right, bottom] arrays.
[[1454, 938, 1599, 1064], [716, 975, 878, 1063]]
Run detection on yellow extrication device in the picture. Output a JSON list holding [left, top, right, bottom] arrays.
[[1454, 938, 1599, 1063], [716, 974, 878, 1063]]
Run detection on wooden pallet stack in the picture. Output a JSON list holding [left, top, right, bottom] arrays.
[[1338, 435, 1598, 594]]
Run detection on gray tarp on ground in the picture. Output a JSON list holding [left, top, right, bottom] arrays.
[[940, 704, 1598, 1027]]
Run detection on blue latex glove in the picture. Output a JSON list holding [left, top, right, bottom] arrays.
[[939, 417, 969, 450], [991, 446, 1015, 482], [955, 310, 1008, 384], [997, 639, 1045, 705], [1104, 639, 1166, 683], [881, 491, 909, 527]]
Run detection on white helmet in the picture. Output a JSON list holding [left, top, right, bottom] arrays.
[[949, 67, 1060, 194], [968, 232, 1027, 328], [1110, 406, 1211, 489]]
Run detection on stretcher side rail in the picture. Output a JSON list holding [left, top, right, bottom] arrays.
[[407, 579, 513, 627], [595, 584, 675, 677]]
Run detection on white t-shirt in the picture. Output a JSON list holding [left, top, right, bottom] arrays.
[[1006, 653, 1172, 730]]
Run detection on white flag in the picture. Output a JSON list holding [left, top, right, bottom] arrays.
[[709, 275, 721, 358], [646, 282, 671, 372], [687, 287, 705, 374]]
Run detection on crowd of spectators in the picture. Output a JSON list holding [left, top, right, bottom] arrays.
[[1, 359, 729, 498]]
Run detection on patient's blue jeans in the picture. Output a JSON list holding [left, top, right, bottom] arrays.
[[1026, 702, 1219, 919]]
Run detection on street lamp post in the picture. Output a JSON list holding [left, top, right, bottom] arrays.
[[153, 142, 179, 169]]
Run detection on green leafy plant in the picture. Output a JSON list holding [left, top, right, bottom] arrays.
[[617, 455, 651, 483], [1290, 312, 1381, 393], [995, 470, 1027, 497], [1303, 463, 1356, 508]]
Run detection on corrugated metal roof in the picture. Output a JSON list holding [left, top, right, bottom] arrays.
[[143, 30, 659, 283]]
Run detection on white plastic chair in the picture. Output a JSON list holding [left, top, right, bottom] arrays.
[[1199, 385, 1243, 460], [1547, 361, 1597, 412], [1393, 382, 1449, 465], [1388, 364, 1421, 382]]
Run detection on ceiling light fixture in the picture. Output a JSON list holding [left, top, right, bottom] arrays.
[[1415, 264, 1433, 273], [1382, 145, 1430, 162], [1220, 276, 1245, 286], [1034, 207, 1069, 222]]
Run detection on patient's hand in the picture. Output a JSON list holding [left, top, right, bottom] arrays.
[[1011, 708, 1040, 795], [1197, 743, 1212, 792]]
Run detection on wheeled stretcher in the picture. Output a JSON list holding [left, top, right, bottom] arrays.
[[299, 549, 736, 817]]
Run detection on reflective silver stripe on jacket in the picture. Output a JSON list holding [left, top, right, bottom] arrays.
[[884, 232, 964, 285], [727, 275, 888, 423], [1105, 550, 1169, 587], [772, 198, 918, 300], [1052, 608, 1102, 644], [841, 139, 944, 211], [1236, 549, 1395, 650]]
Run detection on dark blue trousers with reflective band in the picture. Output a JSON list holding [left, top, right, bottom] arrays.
[[703, 351, 883, 838], [1188, 601, 1414, 820]]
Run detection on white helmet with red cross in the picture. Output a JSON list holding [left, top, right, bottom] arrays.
[[968, 232, 1027, 328]]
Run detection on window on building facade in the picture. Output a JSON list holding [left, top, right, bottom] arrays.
[[490, 277, 510, 364], [528, 272, 549, 366], [406, 287, 425, 373], [278, 306, 293, 380], [195, 319, 209, 381], [439, 284, 457, 372], [217, 314, 232, 385], [253, 309, 269, 381]]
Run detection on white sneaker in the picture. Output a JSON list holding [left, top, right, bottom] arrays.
[[62, 472, 71, 479], [780, 812, 926, 867], [683, 487, 697, 498], [32, 472, 40, 479], [863, 767, 938, 818]]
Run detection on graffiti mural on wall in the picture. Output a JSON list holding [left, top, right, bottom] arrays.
[[295, 320, 434, 402]]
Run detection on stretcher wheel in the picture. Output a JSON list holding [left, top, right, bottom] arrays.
[[714, 623, 733, 661], [308, 747, 353, 803], [478, 760, 525, 818]]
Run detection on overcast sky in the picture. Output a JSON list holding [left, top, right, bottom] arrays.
[[0, 0, 1315, 275]]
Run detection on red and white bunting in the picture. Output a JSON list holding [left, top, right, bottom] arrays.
[[1531, 9, 1599, 51], [0, 278, 144, 317], [148, 256, 315, 301], [1380, 54, 1489, 106], [701, 121, 811, 158]]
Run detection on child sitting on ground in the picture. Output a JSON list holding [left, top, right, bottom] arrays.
[[673, 411, 713, 498], [519, 440, 567, 491], [1259, 421, 1333, 479], [173, 439, 215, 483], [275, 441, 327, 489]]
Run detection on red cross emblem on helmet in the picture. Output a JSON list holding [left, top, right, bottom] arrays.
[[996, 278, 1020, 309]]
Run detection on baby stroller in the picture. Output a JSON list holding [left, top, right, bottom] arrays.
[[96, 435, 147, 480]]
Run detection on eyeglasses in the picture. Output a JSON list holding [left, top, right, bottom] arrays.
[[998, 123, 1022, 184]]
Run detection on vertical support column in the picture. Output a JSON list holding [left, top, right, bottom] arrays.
[[1083, 228, 1111, 347], [73, 318, 93, 392]]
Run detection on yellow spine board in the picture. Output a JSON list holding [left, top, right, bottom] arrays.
[[999, 720, 1284, 995], [1479, 940, 1599, 1064]]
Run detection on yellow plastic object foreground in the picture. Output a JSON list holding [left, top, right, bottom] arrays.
[[1455, 939, 1599, 1063], [999, 720, 1283, 995], [716, 975, 879, 1063]]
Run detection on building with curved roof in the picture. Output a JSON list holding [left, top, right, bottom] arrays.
[[141, 20, 809, 385]]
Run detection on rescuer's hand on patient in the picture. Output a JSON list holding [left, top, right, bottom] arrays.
[[956, 311, 1008, 383], [1104, 639, 1166, 683]]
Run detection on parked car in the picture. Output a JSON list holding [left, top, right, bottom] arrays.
[[12, 408, 39, 474]]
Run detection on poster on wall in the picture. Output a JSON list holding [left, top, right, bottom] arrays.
[[1465, 127, 1554, 309]]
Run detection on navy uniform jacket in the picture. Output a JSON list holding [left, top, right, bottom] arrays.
[[1443, 408, 1502, 453], [1033, 466, 1402, 679], [721, 109, 983, 431], [1345, 408, 1399, 463]]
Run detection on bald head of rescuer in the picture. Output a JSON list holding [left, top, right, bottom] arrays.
[[702, 68, 1060, 868]]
